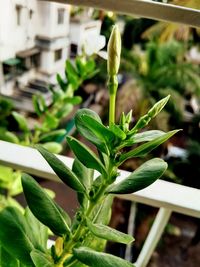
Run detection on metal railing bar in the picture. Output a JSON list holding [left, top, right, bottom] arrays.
[[41, 0, 200, 28]]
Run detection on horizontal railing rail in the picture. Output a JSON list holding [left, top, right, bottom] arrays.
[[41, 0, 200, 28], [0, 141, 199, 217]]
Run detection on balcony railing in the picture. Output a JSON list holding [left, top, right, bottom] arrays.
[[0, 140, 199, 267]]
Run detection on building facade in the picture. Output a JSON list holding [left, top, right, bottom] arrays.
[[0, 0, 70, 99]]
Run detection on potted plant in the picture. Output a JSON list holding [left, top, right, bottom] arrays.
[[0, 25, 179, 267]]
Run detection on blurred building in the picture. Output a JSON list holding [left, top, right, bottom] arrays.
[[0, 1, 103, 111], [0, 0, 70, 109]]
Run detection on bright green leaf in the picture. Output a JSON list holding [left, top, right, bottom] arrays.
[[12, 112, 29, 132], [41, 142, 63, 154], [0, 246, 19, 267]]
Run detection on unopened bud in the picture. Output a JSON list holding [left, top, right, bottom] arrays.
[[107, 25, 121, 76]]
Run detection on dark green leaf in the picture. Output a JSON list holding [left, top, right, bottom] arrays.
[[87, 219, 134, 244], [39, 129, 67, 143], [108, 158, 167, 194], [57, 73, 67, 92], [120, 130, 180, 163], [0, 207, 34, 266], [30, 250, 53, 267], [75, 109, 104, 148], [72, 159, 94, 189], [67, 136, 106, 175], [73, 247, 135, 267], [36, 145, 85, 193], [0, 246, 19, 267], [22, 173, 70, 236], [81, 115, 116, 147], [109, 124, 126, 140], [12, 112, 29, 132], [73, 158, 94, 207]]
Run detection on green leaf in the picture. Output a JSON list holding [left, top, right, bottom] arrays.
[[120, 130, 180, 163], [87, 219, 134, 244], [148, 95, 170, 118], [41, 142, 63, 154], [108, 158, 167, 194], [39, 130, 67, 143], [127, 130, 165, 145], [0, 207, 34, 266], [0, 246, 19, 267], [30, 250, 53, 267], [24, 208, 48, 250], [73, 247, 135, 267], [22, 173, 70, 236], [67, 136, 106, 175], [0, 130, 19, 144], [81, 115, 117, 150], [129, 95, 170, 134], [75, 109, 105, 151], [56, 104, 73, 119], [43, 113, 59, 130], [36, 145, 85, 193], [12, 112, 29, 132], [72, 158, 94, 189], [57, 73, 67, 92], [109, 124, 126, 140], [64, 96, 82, 105], [73, 158, 94, 207], [32, 95, 47, 116]]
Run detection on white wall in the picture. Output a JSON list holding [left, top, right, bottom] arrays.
[[0, 0, 37, 61], [37, 1, 70, 39]]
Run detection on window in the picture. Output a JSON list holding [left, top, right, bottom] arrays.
[[16, 5, 22, 26], [29, 9, 33, 20], [57, 8, 65, 24], [54, 49, 62, 62]]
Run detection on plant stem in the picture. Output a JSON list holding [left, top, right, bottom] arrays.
[[55, 183, 109, 266], [108, 75, 118, 127], [109, 93, 116, 126]]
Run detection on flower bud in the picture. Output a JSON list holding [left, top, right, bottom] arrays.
[[107, 25, 121, 76]]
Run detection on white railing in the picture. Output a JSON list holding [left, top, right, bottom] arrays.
[[42, 0, 200, 28], [0, 140, 200, 267]]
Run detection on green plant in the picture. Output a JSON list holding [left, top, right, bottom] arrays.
[[0, 26, 179, 266], [0, 55, 97, 211], [121, 40, 200, 129]]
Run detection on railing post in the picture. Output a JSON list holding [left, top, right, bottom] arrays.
[[135, 207, 172, 267]]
